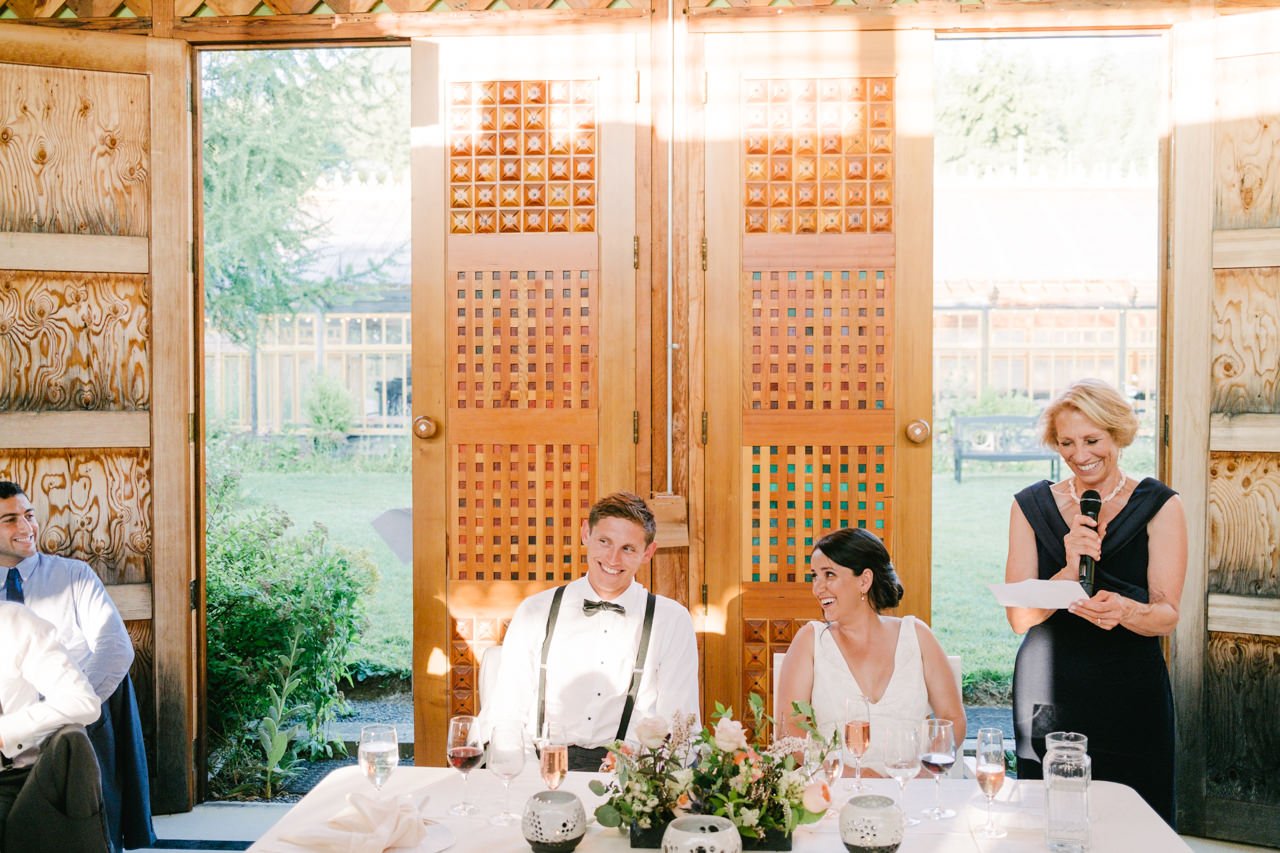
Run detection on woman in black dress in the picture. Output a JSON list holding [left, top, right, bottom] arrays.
[[1004, 378, 1187, 826]]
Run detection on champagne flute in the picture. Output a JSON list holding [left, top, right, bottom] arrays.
[[919, 718, 957, 820], [446, 715, 483, 816], [537, 720, 568, 791], [487, 722, 526, 826], [881, 722, 922, 827], [842, 695, 872, 792], [357, 724, 398, 793], [975, 727, 1008, 839]]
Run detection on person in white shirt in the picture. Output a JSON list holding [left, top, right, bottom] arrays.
[[0, 482, 154, 852], [0, 601, 108, 853], [480, 492, 700, 770]]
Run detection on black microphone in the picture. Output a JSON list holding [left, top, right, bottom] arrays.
[[1078, 489, 1102, 597]]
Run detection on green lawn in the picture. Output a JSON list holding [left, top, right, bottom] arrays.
[[237, 472, 412, 673], [228, 467, 1035, 701]]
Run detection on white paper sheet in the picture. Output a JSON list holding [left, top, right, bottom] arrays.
[[988, 579, 1089, 609]]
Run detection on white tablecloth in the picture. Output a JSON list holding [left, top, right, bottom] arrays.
[[250, 763, 1189, 852]]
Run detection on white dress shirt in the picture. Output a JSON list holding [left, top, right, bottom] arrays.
[[0, 602, 101, 768], [480, 576, 700, 748], [3, 553, 134, 702]]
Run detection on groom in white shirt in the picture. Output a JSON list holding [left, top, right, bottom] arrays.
[[480, 492, 700, 770]]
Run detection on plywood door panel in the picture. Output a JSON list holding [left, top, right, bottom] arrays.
[[412, 32, 641, 764], [700, 29, 933, 722], [0, 28, 195, 812], [1171, 8, 1280, 841]]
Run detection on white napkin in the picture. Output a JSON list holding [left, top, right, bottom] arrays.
[[280, 790, 437, 852]]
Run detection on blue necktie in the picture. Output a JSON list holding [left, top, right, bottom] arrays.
[[4, 567, 23, 604]]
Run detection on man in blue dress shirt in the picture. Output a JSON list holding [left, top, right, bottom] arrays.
[[0, 481, 154, 852]]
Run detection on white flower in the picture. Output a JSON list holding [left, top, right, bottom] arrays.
[[739, 807, 760, 828], [713, 717, 749, 751], [802, 781, 831, 813], [636, 716, 670, 749]]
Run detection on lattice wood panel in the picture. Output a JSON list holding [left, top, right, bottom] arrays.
[[743, 78, 892, 235], [0, 448, 151, 584], [451, 443, 593, 580], [1206, 631, 1280, 805], [449, 269, 597, 410], [742, 613, 806, 731], [747, 443, 891, 583], [1212, 267, 1280, 414], [1208, 451, 1280, 597], [0, 63, 149, 236], [747, 268, 891, 411], [448, 80, 596, 235], [449, 615, 511, 716], [0, 271, 149, 411]]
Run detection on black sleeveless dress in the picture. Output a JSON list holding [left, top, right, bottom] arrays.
[[1011, 477, 1177, 827]]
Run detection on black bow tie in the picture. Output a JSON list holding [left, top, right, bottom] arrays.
[[583, 599, 625, 617]]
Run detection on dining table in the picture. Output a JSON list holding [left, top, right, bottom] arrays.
[[249, 761, 1190, 852]]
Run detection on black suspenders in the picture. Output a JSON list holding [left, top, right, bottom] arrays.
[[536, 586, 658, 743]]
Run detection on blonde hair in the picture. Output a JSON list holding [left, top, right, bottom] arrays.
[[1039, 378, 1139, 449]]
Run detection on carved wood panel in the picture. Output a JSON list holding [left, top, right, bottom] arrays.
[[448, 80, 596, 235], [1215, 53, 1280, 230], [0, 270, 150, 411], [1211, 267, 1280, 414], [742, 78, 893, 235], [0, 63, 149, 236], [1205, 631, 1280, 805], [1208, 452, 1280, 597], [742, 611, 808, 731], [0, 448, 151, 584], [449, 614, 510, 716]]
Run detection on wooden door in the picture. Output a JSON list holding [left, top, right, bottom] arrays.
[[1169, 10, 1280, 843], [696, 30, 934, 720], [411, 32, 644, 764], [0, 27, 197, 810]]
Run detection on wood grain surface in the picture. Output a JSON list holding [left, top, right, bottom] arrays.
[[0, 270, 150, 411], [1214, 53, 1280, 231], [1205, 631, 1280, 805], [0, 448, 151, 584], [1211, 267, 1280, 414], [1207, 451, 1280, 597], [0, 62, 149, 236]]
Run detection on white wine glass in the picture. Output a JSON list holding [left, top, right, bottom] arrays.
[[919, 718, 956, 820], [487, 722, 526, 826], [446, 715, 483, 816], [536, 720, 568, 791], [842, 694, 872, 792], [357, 724, 398, 793], [881, 722, 922, 827], [975, 727, 1008, 839]]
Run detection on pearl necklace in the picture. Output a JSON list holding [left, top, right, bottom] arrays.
[[1068, 473, 1128, 505]]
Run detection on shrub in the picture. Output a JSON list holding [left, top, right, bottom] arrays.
[[205, 469, 376, 797], [303, 372, 356, 454]]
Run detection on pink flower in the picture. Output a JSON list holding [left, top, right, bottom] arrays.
[[714, 718, 749, 752], [802, 781, 831, 813]]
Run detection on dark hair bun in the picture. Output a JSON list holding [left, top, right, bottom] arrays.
[[812, 527, 904, 613]]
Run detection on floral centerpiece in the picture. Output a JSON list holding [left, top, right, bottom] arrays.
[[687, 694, 830, 850], [588, 713, 698, 847]]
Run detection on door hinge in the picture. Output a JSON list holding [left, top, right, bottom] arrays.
[[701, 583, 708, 607], [633, 235, 640, 270], [1163, 413, 1170, 447], [635, 70, 641, 104], [700, 411, 708, 445], [187, 412, 196, 443], [189, 578, 198, 611], [189, 241, 195, 274], [632, 410, 640, 444], [700, 237, 708, 272]]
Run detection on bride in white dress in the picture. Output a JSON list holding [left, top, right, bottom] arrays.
[[774, 528, 965, 774]]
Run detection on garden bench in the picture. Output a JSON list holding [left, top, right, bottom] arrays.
[[952, 415, 1060, 483]]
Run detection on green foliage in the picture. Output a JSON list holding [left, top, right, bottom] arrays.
[[936, 37, 1159, 176], [303, 372, 357, 453], [205, 422, 410, 475], [205, 468, 376, 797], [201, 49, 407, 349], [255, 633, 308, 799]]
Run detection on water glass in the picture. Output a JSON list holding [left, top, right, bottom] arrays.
[[357, 724, 398, 792]]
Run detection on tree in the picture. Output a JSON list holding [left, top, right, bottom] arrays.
[[201, 48, 407, 433]]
